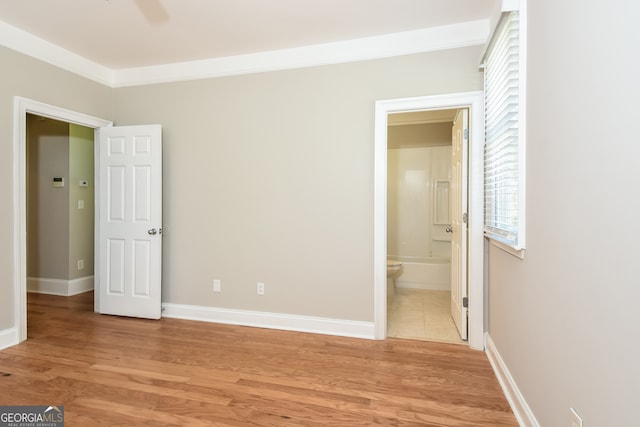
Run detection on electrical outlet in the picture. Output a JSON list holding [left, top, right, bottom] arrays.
[[213, 279, 221, 293], [77, 259, 85, 270], [570, 408, 583, 427], [257, 282, 265, 295]]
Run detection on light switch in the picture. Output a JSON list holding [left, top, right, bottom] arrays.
[[78, 200, 84, 209]]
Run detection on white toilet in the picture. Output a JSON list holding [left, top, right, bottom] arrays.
[[386, 260, 403, 299]]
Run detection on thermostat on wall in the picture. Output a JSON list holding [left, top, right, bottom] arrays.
[[52, 177, 64, 188]]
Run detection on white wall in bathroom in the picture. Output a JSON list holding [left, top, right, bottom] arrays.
[[387, 145, 451, 260]]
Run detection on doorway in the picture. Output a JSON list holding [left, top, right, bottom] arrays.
[[26, 113, 96, 297], [385, 108, 465, 344], [13, 97, 113, 342], [373, 92, 485, 350]]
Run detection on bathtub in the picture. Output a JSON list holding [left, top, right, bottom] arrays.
[[390, 256, 451, 291]]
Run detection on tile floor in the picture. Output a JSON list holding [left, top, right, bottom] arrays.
[[387, 288, 466, 345]]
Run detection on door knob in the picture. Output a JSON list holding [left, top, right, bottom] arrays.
[[445, 227, 453, 233], [148, 228, 158, 235]]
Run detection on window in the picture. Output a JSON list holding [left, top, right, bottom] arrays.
[[483, 8, 526, 253]]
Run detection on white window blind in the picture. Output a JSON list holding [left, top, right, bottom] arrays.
[[483, 11, 524, 249]]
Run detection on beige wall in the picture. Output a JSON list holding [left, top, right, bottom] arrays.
[[487, 1, 640, 425], [1, 43, 482, 332], [112, 46, 484, 321], [3, 6, 639, 422], [26, 118, 95, 283], [0, 46, 112, 330], [27, 115, 70, 280], [387, 122, 452, 149], [69, 124, 95, 280]]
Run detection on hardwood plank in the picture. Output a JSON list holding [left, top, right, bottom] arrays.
[[0, 292, 518, 426], [73, 398, 215, 427]]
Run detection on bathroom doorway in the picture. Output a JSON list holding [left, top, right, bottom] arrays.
[[385, 108, 464, 344], [373, 92, 485, 350]]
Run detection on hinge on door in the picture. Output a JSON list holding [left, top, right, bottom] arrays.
[[462, 213, 468, 224], [464, 128, 469, 140], [463, 297, 469, 308]]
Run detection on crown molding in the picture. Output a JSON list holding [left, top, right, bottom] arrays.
[[1, 18, 489, 88], [0, 20, 114, 86]]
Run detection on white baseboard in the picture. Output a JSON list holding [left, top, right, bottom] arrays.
[[68, 276, 95, 295], [485, 333, 540, 427], [27, 276, 94, 296], [0, 327, 19, 350], [162, 303, 375, 339]]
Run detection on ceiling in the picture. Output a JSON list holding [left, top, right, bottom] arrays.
[[0, 0, 498, 70]]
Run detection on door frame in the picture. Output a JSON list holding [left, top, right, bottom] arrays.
[[373, 91, 485, 350], [13, 96, 112, 342]]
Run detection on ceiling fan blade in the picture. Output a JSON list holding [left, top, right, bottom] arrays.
[[133, 0, 169, 25]]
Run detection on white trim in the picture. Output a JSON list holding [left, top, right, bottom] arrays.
[[517, 0, 528, 250], [27, 276, 94, 296], [488, 238, 526, 259], [162, 303, 375, 340], [0, 327, 19, 350], [0, 20, 114, 86], [13, 97, 112, 342], [485, 333, 540, 427], [502, 0, 522, 12], [374, 92, 485, 351], [68, 276, 94, 295], [479, 1, 519, 67], [113, 20, 489, 87], [1, 18, 489, 88]]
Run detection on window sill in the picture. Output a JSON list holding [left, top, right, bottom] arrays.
[[486, 237, 525, 259]]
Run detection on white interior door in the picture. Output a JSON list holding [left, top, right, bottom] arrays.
[[451, 109, 468, 340], [96, 125, 162, 319]]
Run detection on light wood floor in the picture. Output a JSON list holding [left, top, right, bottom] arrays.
[[0, 292, 518, 426]]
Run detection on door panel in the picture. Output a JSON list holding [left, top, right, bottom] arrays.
[[133, 239, 151, 296], [107, 238, 126, 295], [451, 109, 468, 340], [97, 125, 162, 319]]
